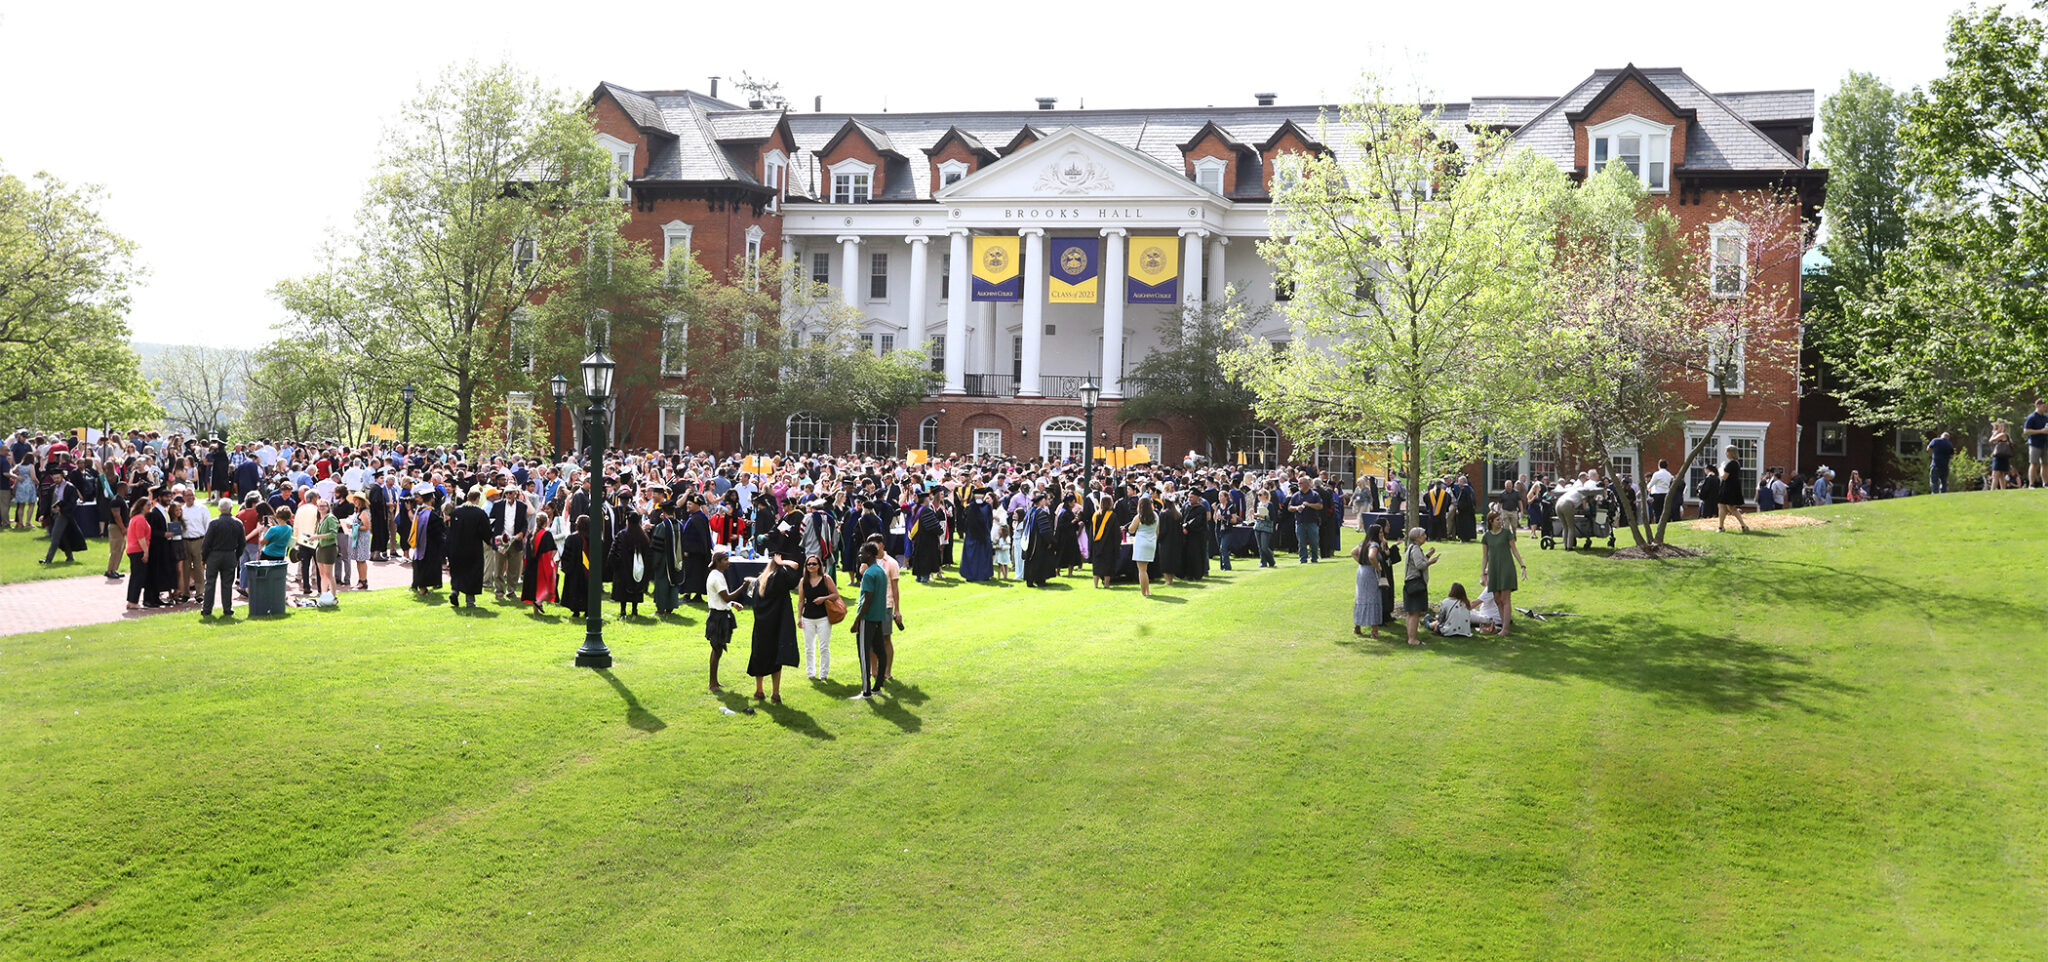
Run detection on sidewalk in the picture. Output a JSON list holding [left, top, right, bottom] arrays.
[[0, 557, 412, 638]]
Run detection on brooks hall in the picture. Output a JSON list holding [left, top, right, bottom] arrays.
[[571, 65, 1823, 497]]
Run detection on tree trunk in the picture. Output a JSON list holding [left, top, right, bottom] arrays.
[[1403, 421, 1424, 537], [1652, 390, 1732, 547]]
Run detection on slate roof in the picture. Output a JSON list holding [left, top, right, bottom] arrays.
[[597, 67, 1812, 198]]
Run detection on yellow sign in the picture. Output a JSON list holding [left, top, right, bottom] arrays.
[[1127, 235, 1180, 303], [743, 455, 775, 475], [971, 236, 1022, 301], [907, 449, 929, 464]]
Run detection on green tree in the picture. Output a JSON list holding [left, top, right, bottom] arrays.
[[273, 60, 631, 447], [1120, 294, 1264, 459], [1806, 72, 1913, 422], [0, 163, 158, 430], [1224, 79, 1569, 534], [150, 345, 248, 438], [1831, 5, 2048, 424]]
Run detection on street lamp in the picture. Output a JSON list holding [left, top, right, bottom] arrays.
[[548, 372, 569, 465], [1079, 375, 1101, 493], [400, 383, 417, 448], [574, 348, 616, 670]]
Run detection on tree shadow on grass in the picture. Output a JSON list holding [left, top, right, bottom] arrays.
[[594, 668, 667, 733], [1422, 617, 1860, 716]]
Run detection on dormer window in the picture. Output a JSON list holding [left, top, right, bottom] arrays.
[[763, 150, 787, 212], [1586, 115, 1673, 193], [596, 133, 636, 202], [1193, 156, 1227, 194], [829, 158, 875, 203], [938, 159, 970, 189]]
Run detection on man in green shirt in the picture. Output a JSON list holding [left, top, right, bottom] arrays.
[[853, 542, 892, 698]]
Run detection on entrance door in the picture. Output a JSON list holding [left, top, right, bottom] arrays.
[[1040, 417, 1087, 462]]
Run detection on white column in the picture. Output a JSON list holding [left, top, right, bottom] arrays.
[[906, 235, 930, 358], [1208, 235, 1230, 302], [978, 301, 998, 392], [1179, 227, 1208, 331], [837, 234, 861, 310], [943, 230, 969, 395], [1018, 228, 1046, 398], [1100, 227, 1127, 399]]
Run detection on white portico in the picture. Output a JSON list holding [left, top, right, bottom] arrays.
[[779, 126, 1283, 404]]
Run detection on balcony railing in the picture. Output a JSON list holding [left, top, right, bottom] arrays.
[[962, 373, 1091, 399]]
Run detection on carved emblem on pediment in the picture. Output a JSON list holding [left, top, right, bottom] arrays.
[[1036, 149, 1116, 195]]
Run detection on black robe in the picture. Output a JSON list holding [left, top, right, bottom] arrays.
[[746, 564, 802, 677], [367, 483, 391, 555], [409, 509, 445, 589], [1453, 484, 1477, 542], [520, 529, 558, 604], [1155, 506, 1185, 576], [1054, 505, 1084, 570], [561, 531, 590, 615], [1179, 498, 1210, 581], [678, 510, 712, 596], [1022, 506, 1059, 586], [909, 505, 943, 580], [610, 524, 650, 604], [1087, 503, 1120, 580], [145, 506, 177, 596], [1321, 490, 1344, 555], [444, 504, 491, 596]]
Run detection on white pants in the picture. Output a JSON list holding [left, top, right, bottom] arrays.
[[800, 615, 830, 678]]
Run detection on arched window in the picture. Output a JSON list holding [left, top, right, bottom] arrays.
[[1229, 423, 1279, 467], [853, 414, 898, 457], [1041, 417, 1086, 433], [786, 412, 830, 455], [919, 415, 939, 453], [1315, 440, 1359, 490]]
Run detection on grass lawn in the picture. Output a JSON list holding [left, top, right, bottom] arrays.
[[0, 525, 118, 585], [4, 492, 2046, 960]]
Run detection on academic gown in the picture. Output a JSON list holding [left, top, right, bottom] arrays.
[[678, 510, 712, 596], [1322, 491, 1345, 555], [409, 508, 445, 589], [746, 564, 802, 677], [145, 507, 177, 596], [367, 483, 391, 555], [520, 528, 558, 604], [561, 531, 590, 615], [444, 504, 491, 596], [1087, 505, 1121, 580], [1155, 506, 1185, 576], [1022, 506, 1059, 586], [646, 518, 679, 612], [1179, 499, 1210, 581], [910, 505, 944, 580], [1453, 485, 1477, 542], [609, 524, 650, 604], [841, 511, 879, 582], [957, 501, 994, 582], [1054, 505, 1084, 570]]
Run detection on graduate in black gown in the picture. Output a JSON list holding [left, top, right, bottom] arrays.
[[519, 513, 558, 614], [646, 505, 678, 615], [1179, 492, 1211, 581], [443, 490, 492, 607], [610, 511, 650, 616], [145, 487, 177, 604], [1054, 494, 1084, 575], [409, 492, 446, 592], [1021, 491, 1059, 587], [908, 491, 943, 583], [1154, 497, 1185, 585], [957, 492, 993, 582], [678, 497, 712, 601], [841, 500, 880, 586], [1452, 478, 1477, 543], [561, 516, 590, 617], [746, 555, 802, 703], [1087, 492, 1120, 588], [1321, 483, 1345, 557]]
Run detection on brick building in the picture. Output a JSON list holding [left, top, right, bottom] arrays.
[[572, 65, 1823, 501]]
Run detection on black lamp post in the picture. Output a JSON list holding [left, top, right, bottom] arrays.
[[574, 348, 616, 670], [400, 383, 417, 448], [548, 372, 569, 465], [1079, 375, 1101, 492]]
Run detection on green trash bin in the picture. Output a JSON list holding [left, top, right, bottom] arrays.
[[248, 559, 289, 616]]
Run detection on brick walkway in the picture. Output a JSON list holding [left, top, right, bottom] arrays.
[[0, 557, 413, 638]]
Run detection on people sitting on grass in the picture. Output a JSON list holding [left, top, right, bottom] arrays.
[[1427, 583, 1475, 638]]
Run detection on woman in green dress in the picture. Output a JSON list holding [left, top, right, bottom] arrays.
[[1479, 506, 1527, 637]]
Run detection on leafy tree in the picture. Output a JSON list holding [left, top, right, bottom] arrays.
[[0, 163, 158, 430], [247, 259, 428, 444], [1806, 72, 1913, 421], [272, 60, 631, 447], [1224, 80, 1570, 533], [1120, 294, 1264, 458], [150, 345, 248, 438], [1831, 5, 2048, 424]]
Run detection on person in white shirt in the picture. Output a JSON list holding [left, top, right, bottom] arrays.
[[703, 548, 743, 694], [1472, 588, 1502, 632], [181, 492, 211, 600], [1646, 459, 1675, 524]]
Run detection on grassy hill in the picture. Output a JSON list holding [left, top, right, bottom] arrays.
[[3, 492, 2045, 960]]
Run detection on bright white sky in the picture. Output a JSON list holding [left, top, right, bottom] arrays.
[[0, 0, 1961, 346]]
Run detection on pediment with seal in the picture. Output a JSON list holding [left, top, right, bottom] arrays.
[[936, 125, 1218, 204]]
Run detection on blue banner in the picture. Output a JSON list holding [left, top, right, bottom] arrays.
[[1048, 236, 1100, 304]]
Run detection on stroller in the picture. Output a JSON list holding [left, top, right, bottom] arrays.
[[1539, 488, 1618, 550]]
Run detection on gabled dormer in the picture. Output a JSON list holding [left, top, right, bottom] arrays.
[[1178, 121, 1260, 196], [999, 126, 1048, 157], [1566, 64, 1698, 193], [818, 118, 905, 203], [587, 82, 674, 186], [1257, 119, 1331, 194], [923, 126, 1000, 195]]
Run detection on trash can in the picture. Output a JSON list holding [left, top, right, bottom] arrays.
[[248, 559, 289, 616]]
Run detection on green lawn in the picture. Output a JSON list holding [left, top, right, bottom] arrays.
[[0, 524, 117, 584], [4, 493, 2046, 960]]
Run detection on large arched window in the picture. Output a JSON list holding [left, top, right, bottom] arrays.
[[919, 415, 939, 453], [1229, 423, 1280, 467], [786, 412, 830, 455], [1315, 440, 1359, 489], [853, 414, 899, 458]]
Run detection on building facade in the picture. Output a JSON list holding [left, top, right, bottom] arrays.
[[579, 65, 1823, 498]]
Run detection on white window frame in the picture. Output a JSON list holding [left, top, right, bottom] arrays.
[[853, 415, 899, 457], [939, 253, 951, 302], [786, 411, 831, 455], [919, 414, 939, 452], [662, 220, 693, 287], [811, 251, 832, 285], [1817, 420, 1847, 457], [1709, 220, 1749, 299], [973, 428, 1004, 457], [929, 334, 945, 374], [661, 313, 687, 377], [745, 225, 764, 291], [596, 133, 636, 202], [1586, 114, 1673, 193], [586, 308, 611, 352], [509, 307, 534, 373], [1686, 420, 1770, 506], [829, 158, 875, 204], [937, 159, 970, 189], [1132, 432, 1164, 457], [1895, 428, 1924, 458], [658, 395, 687, 452], [506, 391, 535, 448], [1192, 156, 1228, 194], [869, 251, 890, 302], [878, 333, 895, 355], [512, 236, 537, 279], [1606, 443, 1641, 487], [763, 149, 787, 212], [1707, 331, 1746, 395]]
